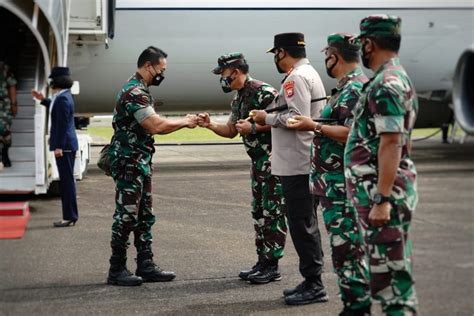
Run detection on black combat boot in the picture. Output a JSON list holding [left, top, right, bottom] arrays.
[[283, 280, 308, 297], [284, 275, 328, 305], [238, 259, 263, 281], [107, 249, 143, 286], [339, 305, 371, 316], [247, 259, 282, 284], [2, 145, 11, 167], [135, 250, 176, 282]]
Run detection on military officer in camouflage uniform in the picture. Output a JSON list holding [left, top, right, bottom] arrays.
[[0, 61, 17, 168], [251, 33, 328, 306], [107, 46, 199, 286], [287, 33, 371, 315], [344, 15, 419, 315], [197, 53, 287, 284]]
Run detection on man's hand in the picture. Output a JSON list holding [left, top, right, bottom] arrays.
[[249, 110, 266, 125], [197, 112, 211, 128], [286, 115, 316, 131], [235, 120, 252, 136], [54, 148, 63, 158], [369, 202, 391, 227], [185, 114, 198, 128], [31, 90, 45, 101]]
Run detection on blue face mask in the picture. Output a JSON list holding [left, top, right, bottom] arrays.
[[219, 71, 236, 93]]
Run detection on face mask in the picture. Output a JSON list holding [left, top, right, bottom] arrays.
[[274, 50, 286, 74], [149, 65, 165, 86], [219, 71, 236, 93], [151, 74, 165, 86], [361, 41, 371, 69], [325, 54, 339, 78]]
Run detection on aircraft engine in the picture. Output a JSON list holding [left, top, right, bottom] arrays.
[[453, 48, 474, 134]]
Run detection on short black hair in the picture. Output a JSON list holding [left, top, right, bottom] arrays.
[[282, 46, 306, 59], [228, 63, 249, 74], [329, 47, 360, 63], [370, 35, 401, 53], [137, 46, 168, 68], [50, 75, 73, 89]]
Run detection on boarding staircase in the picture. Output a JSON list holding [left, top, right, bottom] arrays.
[[0, 31, 42, 193]]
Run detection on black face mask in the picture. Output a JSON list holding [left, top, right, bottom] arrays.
[[151, 74, 165, 86], [274, 50, 286, 74], [361, 41, 371, 69], [325, 54, 339, 78], [149, 66, 165, 86], [219, 71, 236, 93]]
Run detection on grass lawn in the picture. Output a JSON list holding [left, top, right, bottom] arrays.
[[87, 126, 239, 143], [87, 126, 455, 144]]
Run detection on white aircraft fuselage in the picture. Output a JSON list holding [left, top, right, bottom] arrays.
[[68, 0, 474, 129]]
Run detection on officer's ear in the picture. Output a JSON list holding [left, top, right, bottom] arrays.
[[363, 38, 375, 53]]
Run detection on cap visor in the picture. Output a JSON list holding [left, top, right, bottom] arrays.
[[266, 47, 277, 53], [320, 45, 330, 52], [211, 66, 222, 75]]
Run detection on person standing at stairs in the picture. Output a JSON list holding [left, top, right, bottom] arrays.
[[0, 60, 18, 169], [31, 67, 79, 227]]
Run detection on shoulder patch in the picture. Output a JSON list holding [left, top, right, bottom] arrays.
[[284, 81, 295, 98]]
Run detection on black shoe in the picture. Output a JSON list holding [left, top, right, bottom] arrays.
[[247, 265, 282, 284], [2, 146, 11, 167], [284, 283, 328, 305], [238, 261, 263, 281], [136, 258, 176, 282], [339, 305, 371, 316], [53, 220, 77, 227], [283, 280, 308, 297], [107, 267, 143, 286]]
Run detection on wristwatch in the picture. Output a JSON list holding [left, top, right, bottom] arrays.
[[373, 193, 390, 205], [314, 122, 323, 136], [250, 122, 257, 135]]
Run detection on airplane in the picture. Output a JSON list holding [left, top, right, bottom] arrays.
[[0, 0, 472, 194], [68, 0, 474, 136]]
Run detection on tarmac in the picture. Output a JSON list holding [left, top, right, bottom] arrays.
[[0, 138, 473, 316]]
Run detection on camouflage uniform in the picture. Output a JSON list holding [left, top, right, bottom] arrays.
[[229, 76, 287, 262], [0, 62, 16, 147], [344, 15, 419, 315], [312, 34, 371, 311], [108, 72, 157, 256]]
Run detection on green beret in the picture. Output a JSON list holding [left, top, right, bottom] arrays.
[[359, 14, 401, 38], [321, 32, 360, 52]]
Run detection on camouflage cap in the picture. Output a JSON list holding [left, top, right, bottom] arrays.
[[359, 14, 401, 38], [212, 52, 247, 75], [321, 33, 360, 52]]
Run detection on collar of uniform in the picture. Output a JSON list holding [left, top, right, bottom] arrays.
[[239, 75, 253, 92], [293, 58, 310, 70], [373, 57, 400, 77], [133, 72, 149, 89], [336, 66, 364, 90]]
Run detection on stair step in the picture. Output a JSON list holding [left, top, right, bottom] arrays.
[[15, 106, 35, 117], [8, 147, 35, 162], [0, 176, 36, 193], [11, 132, 34, 147], [0, 161, 35, 177], [11, 117, 34, 132]]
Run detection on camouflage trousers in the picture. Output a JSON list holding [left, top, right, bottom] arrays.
[[251, 157, 287, 261], [319, 196, 371, 310], [351, 201, 418, 315], [111, 167, 156, 253], [0, 101, 13, 146]]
